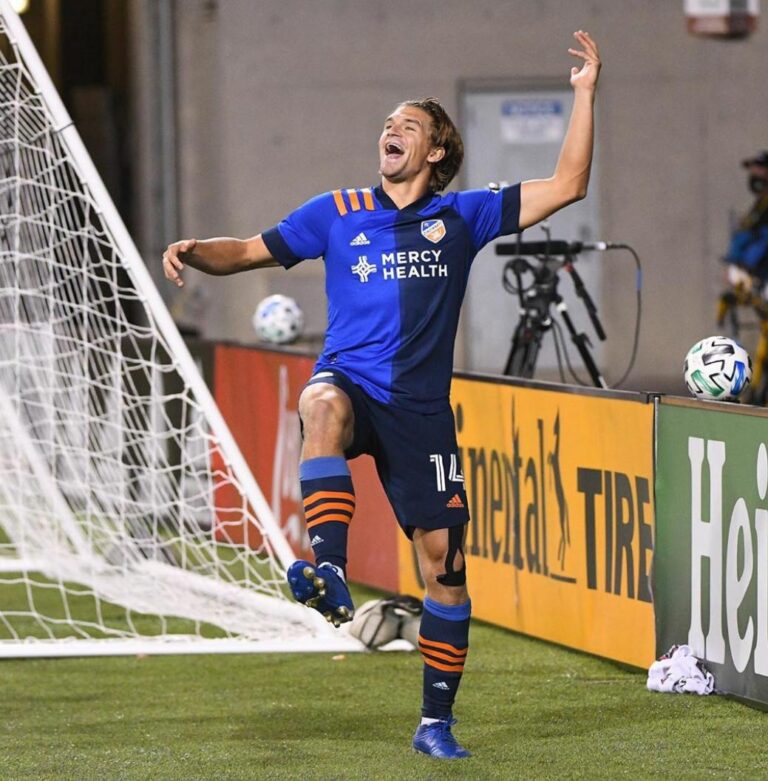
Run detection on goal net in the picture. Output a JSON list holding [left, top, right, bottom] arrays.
[[0, 2, 356, 656]]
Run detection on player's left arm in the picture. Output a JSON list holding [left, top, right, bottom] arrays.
[[519, 31, 601, 230]]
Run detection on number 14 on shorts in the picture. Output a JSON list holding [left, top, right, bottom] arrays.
[[429, 453, 464, 492]]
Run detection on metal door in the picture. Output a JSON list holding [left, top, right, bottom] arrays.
[[460, 87, 602, 378]]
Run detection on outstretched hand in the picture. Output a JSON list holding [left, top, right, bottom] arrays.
[[163, 238, 197, 288], [568, 30, 601, 92]]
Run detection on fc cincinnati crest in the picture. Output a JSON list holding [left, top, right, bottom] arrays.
[[421, 219, 446, 244]]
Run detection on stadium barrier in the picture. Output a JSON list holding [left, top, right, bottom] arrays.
[[197, 341, 657, 668], [397, 373, 656, 668], [655, 396, 768, 706], [189, 340, 768, 699]]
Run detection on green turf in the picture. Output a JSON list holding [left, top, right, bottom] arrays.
[[0, 583, 764, 781]]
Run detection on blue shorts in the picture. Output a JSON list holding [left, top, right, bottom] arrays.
[[305, 370, 470, 539]]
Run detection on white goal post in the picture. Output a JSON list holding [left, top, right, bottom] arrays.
[[0, 0, 361, 656]]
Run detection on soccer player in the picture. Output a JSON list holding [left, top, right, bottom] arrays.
[[163, 30, 600, 760]]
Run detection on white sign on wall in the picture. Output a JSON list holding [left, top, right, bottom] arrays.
[[684, 0, 759, 36], [684, 0, 758, 14], [500, 99, 565, 145]]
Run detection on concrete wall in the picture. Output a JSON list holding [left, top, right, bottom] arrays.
[[162, 0, 768, 392]]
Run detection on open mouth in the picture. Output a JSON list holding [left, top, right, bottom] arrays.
[[384, 140, 405, 159]]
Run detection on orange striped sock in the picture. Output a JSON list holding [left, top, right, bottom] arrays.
[[300, 457, 355, 573], [419, 597, 471, 720]]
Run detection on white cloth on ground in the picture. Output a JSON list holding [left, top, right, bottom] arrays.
[[646, 644, 715, 695]]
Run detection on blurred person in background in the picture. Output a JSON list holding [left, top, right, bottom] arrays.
[[720, 152, 768, 404], [724, 151, 768, 288]]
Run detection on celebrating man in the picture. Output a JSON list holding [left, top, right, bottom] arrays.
[[163, 31, 601, 760]]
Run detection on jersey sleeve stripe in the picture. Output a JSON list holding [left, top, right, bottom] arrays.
[[261, 226, 302, 269], [347, 189, 361, 211], [332, 189, 348, 216], [361, 188, 375, 210], [500, 183, 522, 235]]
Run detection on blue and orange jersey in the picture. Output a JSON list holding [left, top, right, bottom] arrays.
[[262, 184, 521, 411]]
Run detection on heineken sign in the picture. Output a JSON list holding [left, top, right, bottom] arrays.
[[655, 399, 768, 704]]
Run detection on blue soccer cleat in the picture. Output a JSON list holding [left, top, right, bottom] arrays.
[[286, 560, 354, 627], [412, 719, 471, 760]]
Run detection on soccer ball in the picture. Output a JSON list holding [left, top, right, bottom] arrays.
[[252, 294, 304, 344], [684, 335, 752, 401], [348, 595, 423, 650]]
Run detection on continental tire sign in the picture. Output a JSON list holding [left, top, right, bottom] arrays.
[[398, 378, 655, 668], [656, 399, 768, 704]]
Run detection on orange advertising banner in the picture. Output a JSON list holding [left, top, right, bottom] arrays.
[[213, 346, 314, 552], [397, 377, 656, 668]]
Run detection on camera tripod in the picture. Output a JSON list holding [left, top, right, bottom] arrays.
[[496, 237, 608, 388]]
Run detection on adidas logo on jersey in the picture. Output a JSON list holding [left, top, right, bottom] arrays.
[[446, 494, 465, 509], [432, 681, 450, 691], [310, 535, 325, 546], [350, 232, 370, 246]]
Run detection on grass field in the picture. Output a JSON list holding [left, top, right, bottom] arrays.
[[0, 583, 765, 781]]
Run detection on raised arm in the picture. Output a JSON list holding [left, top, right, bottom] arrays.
[[518, 31, 601, 231], [162, 234, 279, 288]]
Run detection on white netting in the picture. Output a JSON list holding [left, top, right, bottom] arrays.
[[0, 10, 342, 654]]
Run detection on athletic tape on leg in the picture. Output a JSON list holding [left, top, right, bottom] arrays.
[[436, 524, 466, 587]]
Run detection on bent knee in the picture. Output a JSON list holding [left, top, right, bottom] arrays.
[[420, 550, 466, 587], [415, 525, 468, 593], [299, 383, 354, 447]]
